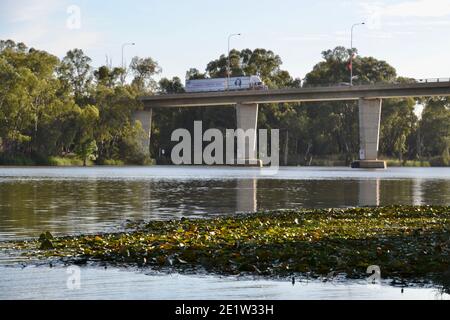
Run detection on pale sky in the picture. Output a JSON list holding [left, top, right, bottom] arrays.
[[1, 0, 450, 82]]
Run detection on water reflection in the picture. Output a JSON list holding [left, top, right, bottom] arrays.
[[1, 266, 448, 300], [0, 167, 449, 241], [237, 179, 257, 213], [358, 179, 380, 207], [412, 179, 424, 206]]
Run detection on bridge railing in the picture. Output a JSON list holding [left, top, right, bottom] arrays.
[[415, 78, 450, 83], [155, 78, 450, 95], [301, 78, 450, 89]]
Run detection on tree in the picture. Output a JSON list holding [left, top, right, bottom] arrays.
[[93, 84, 145, 163], [0, 40, 27, 52], [0, 55, 35, 153], [420, 97, 450, 165], [305, 46, 396, 86], [0, 40, 148, 165], [380, 98, 417, 161], [74, 104, 99, 166], [0, 40, 79, 157], [185, 68, 206, 80], [129, 56, 161, 93], [58, 49, 93, 105], [158, 77, 185, 94], [204, 48, 298, 88], [94, 66, 125, 88]]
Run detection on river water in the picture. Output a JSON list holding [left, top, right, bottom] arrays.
[[0, 166, 449, 299]]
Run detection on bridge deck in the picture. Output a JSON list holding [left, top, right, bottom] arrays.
[[140, 81, 450, 108]]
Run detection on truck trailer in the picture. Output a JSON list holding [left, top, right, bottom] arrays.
[[185, 76, 267, 93]]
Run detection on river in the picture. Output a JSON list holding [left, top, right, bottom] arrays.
[[0, 166, 449, 299]]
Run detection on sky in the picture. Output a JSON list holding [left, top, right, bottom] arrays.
[[1, 0, 450, 83]]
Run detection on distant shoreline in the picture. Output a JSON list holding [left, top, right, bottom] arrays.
[[0, 163, 447, 168], [0, 154, 448, 168]]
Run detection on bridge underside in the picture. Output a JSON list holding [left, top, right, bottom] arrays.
[[134, 82, 450, 168]]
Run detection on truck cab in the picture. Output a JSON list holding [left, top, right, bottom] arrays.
[[249, 76, 268, 90]]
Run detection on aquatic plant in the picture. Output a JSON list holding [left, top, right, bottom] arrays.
[[7, 206, 450, 284]]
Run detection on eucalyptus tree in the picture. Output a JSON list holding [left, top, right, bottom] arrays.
[[419, 97, 450, 165], [94, 66, 125, 88], [0, 40, 79, 157], [58, 49, 93, 105], [129, 56, 161, 94]]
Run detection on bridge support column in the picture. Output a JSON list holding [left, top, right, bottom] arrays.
[[352, 98, 386, 169], [235, 103, 262, 167], [132, 109, 153, 159]]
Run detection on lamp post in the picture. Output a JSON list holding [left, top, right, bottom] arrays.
[[227, 33, 241, 90], [350, 23, 364, 86], [121, 42, 135, 84]]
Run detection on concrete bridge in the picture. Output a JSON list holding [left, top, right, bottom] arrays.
[[136, 81, 450, 168]]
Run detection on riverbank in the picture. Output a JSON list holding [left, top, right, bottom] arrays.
[[0, 154, 159, 166], [1, 152, 448, 167], [0, 160, 447, 167], [300, 157, 448, 167], [7, 206, 450, 287], [0, 154, 91, 166]]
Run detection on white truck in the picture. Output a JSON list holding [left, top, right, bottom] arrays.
[[185, 76, 267, 93]]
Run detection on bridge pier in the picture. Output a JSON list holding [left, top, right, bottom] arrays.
[[132, 109, 153, 158], [235, 103, 262, 167], [352, 98, 386, 169]]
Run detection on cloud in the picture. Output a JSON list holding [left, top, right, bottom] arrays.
[[0, 0, 103, 56], [41, 32, 103, 57], [383, 0, 450, 17], [359, 0, 450, 30], [386, 19, 450, 27], [0, 0, 64, 22], [281, 34, 331, 42], [280, 30, 360, 43]]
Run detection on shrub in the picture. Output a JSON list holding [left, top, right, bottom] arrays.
[[47, 156, 85, 166], [0, 154, 35, 165], [100, 159, 125, 166], [430, 156, 450, 167]]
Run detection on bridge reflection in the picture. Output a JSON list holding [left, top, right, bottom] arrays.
[[358, 179, 380, 207], [234, 177, 431, 212], [236, 179, 258, 213]]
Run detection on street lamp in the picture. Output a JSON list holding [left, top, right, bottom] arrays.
[[227, 33, 241, 90], [121, 42, 135, 83], [350, 22, 364, 86]]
